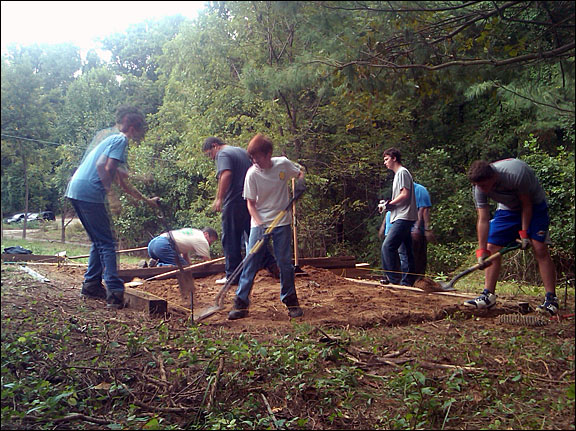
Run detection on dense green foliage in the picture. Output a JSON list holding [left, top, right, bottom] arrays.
[[2, 1, 574, 277]]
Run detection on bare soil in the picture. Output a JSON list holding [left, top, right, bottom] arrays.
[[2, 261, 574, 430]]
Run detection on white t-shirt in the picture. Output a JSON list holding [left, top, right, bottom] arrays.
[[161, 228, 210, 260], [243, 157, 301, 227]]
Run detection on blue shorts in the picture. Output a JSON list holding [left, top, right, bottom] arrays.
[[487, 201, 550, 246]]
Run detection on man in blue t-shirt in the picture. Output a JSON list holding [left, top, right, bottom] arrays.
[[203, 137, 277, 285], [66, 106, 159, 309]]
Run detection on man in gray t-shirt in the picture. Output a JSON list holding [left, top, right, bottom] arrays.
[[464, 158, 558, 316], [380, 147, 418, 286]]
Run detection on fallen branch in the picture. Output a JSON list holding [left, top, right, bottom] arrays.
[[206, 357, 225, 411]]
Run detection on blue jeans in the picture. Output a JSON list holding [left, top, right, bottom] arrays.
[[222, 201, 276, 281], [69, 198, 124, 295], [382, 219, 415, 286], [235, 225, 295, 305], [147, 236, 187, 267]]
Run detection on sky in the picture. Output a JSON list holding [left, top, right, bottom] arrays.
[[1, 1, 206, 56]]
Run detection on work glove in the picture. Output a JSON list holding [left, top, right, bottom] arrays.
[[518, 230, 531, 250], [476, 248, 492, 269], [377, 200, 387, 214], [294, 177, 307, 196]]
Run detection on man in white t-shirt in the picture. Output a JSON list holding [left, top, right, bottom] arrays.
[[228, 134, 305, 320], [147, 227, 218, 266]]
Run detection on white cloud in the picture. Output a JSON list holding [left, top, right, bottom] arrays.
[[1, 1, 206, 54]]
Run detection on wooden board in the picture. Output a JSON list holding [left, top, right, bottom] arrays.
[[124, 287, 167, 316], [118, 256, 358, 281]]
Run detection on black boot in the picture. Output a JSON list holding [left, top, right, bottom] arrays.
[[80, 279, 106, 299], [283, 294, 303, 318], [228, 297, 249, 320]]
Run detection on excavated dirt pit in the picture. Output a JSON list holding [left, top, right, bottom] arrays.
[[35, 263, 537, 331]]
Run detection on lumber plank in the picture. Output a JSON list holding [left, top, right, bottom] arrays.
[[124, 287, 167, 316], [118, 256, 358, 281], [343, 278, 476, 299]]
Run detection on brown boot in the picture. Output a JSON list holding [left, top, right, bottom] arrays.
[[283, 294, 303, 318]]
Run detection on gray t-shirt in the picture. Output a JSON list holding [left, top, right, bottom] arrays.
[[473, 159, 547, 211], [390, 166, 417, 223]]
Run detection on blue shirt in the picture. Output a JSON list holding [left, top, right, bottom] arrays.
[[215, 146, 253, 208], [66, 133, 128, 203]]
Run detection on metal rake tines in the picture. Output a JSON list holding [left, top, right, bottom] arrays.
[[496, 314, 550, 327]]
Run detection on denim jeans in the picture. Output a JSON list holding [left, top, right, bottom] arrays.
[[398, 228, 427, 281], [235, 224, 295, 305], [222, 201, 276, 282], [69, 198, 124, 295], [381, 219, 415, 286], [147, 236, 187, 267]]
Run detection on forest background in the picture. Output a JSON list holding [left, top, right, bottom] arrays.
[[1, 1, 574, 282]]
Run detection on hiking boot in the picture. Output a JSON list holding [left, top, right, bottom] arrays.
[[106, 292, 125, 309], [80, 280, 107, 300], [463, 289, 497, 309], [283, 294, 303, 318], [148, 258, 158, 268], [228, 297, 249, 320], [536, 293, 559, 316]]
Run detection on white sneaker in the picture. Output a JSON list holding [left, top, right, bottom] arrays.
[[463, 289, 497, 309], [215, 277, 228, 285]]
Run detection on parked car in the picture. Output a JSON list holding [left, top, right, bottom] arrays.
[[5, 211, 55, 224], [39, 211, 55, 221], [5, 213, 26, 224]]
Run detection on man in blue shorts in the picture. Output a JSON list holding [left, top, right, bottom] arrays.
[[464, 159, 558, 315]]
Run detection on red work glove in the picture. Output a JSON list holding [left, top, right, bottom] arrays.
[[518, 230, 531, 250], [476, 248, 492, 269]]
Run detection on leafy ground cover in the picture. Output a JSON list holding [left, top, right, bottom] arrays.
[[1, 258, 574, 430]]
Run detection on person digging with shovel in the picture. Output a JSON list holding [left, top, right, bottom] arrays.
[[228, 134, 306, 320], [464, 159, 558, 315]]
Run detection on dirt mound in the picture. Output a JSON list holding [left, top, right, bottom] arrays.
[[414, 277, 444, 292]]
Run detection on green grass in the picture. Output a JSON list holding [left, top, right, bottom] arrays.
[[1, 238, 143, 265]]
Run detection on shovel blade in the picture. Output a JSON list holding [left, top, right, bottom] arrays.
[[195, 304, 221, 322], [438, 282, 456, 291], [177, 273, 195, 300]]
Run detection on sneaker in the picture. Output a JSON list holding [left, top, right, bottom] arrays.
[[463, 289, 497, 309], [138, 259, 148, 268], [536, 294, 559, 316], [148, 258, 158, 268], [379, 278, 389, 285], [106, 292, 125, 309], [80, 280, 107, 300], [228, 297, 249, 320], [215, 277, 228, 285]]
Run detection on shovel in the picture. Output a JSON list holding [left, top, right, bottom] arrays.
[[438, 242, 521, 291], [196, 189, 305, 322], [157, 203, 196, 322]]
